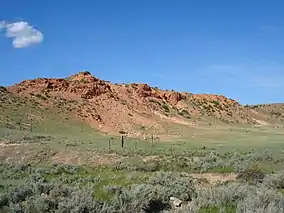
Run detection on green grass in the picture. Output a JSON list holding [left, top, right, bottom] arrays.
[[199, 206, 236, 213], [1, 163, 152, 201]]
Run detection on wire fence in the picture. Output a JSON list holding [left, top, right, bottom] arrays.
[[0, 119, 164, 151], [0, 119, 33, 132]]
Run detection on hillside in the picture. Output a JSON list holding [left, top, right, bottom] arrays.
[[1, 71, 284, 139]]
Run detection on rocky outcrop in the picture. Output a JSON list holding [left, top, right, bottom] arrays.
[[6, 70, 273, 137], [8, 71, 113, 99], [136, 84, 153, 98], [163, 92, 184, 105]]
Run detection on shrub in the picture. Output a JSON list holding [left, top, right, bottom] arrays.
[[0, 86, 7, 92], [212, 100, 220, 106], [120, 100, 127, 105], [0, 193, 9, 208], [109, 184, 171, 212], [236, 164, 265, 184], [148, 172, 196, 201], [263, 171, 284, 189], [114, 159, 161, 172], [140, 125, 146, 131], [80, 78, 88, 83], [236, 185, 284, 213], [149, 99, 161, 106], [10, 186, 34, 203], [35, 93, 47, 100], [162, 104, 170, 112], [178, 109, 191, 118]]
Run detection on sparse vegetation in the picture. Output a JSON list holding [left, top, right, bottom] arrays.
[[178, 109, 191, 118], [212, 100, 220, 106], [80, 78, 88, 83], [149, 98, 161, 106], [162, 103, 170, 112], [120, 99, 127, 105], [271, 111, 282, 117], [34, 93, 47, 100]]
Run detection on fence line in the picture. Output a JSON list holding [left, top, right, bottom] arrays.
[[1, 119, 161, 151], [0, 119, 33, 132]]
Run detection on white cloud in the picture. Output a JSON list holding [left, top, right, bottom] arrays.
[[0, 20, 43, 48]]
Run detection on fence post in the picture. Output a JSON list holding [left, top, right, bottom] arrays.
[[5, 119, 8, 128], [30, 120, 33, 132], [121, 135, 124, 148], [151, 134, 154, 147], [108, 138, 111, 152], [134, 140, 137, 150]]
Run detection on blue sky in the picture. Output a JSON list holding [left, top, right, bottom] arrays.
[[1, 0, 284, 104]]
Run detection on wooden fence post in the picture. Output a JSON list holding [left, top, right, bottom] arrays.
[[121, 135, 124, 148], [134, 140, 137, 150], [108, 138, 111, 152]]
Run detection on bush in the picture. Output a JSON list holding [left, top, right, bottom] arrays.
[[0, 86, 7, 92], [263, 171, 284, 189], [148, 172, 196, 201], [105, 184, 168, 212], [0, 193, 9, 208], [35, 93, 47, 100], [178, 109, 191, 118], [236, 185, 284, 213], [162, 104, 170, 112], [114, 159, 161, 172], [236, 164, 265, 184], [149, 99, 161, 106]]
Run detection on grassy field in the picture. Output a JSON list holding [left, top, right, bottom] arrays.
[[1, 140, 284, 212], [1, 93, 284, 212], [1, 120, 284, 212]]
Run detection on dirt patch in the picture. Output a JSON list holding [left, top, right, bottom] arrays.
[[51, 151, 123, 166], [0, 141, 20, 148], [153, 111, 194, 126], [191, 173, 236, 186], [251, 118, 271, 126], [142, 155, 160, 162]]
